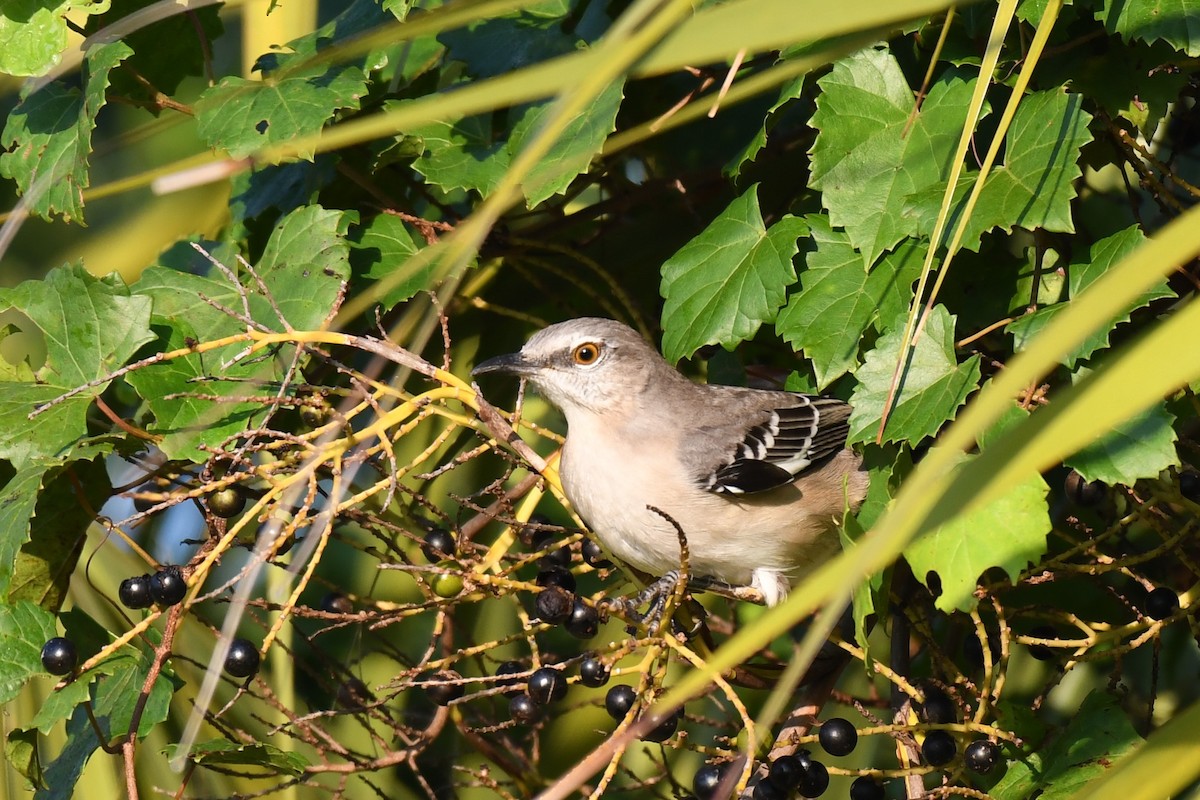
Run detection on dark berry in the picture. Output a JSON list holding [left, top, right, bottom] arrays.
[[582, 539, 612, 568], [752, 778, 787, 800], [495, 660, 524, 694], [536, 566, 577, 592], [792, 748, 814, 768], [919, 688, 957, 725], [693, 763, 727, 800], [527, 667, 567, 705], [565, 599, 599, 639], [1179, 470, 1200, 502], [535, 585, 574, 624], [963, 628, 1000, 669], [849, 776, 885, 800], [768, 754, 804, 789], [40, 637, 77, 675], [818, 716, 858, 756], [118, 574, 154, 609], [132, 487, 156, 513], [531, 530, 571, 567], [579, 657, 609, 687], [421, 528, 457, 562], [509, 692, 541, 724], [336, 677, 372, 710], [424, 670, 464, 705], [798, 759, 829, 797], [605, 684, 637, 720], [964, 739, 1000, 774], [922, 730, 957, 766], [641, 708, 680, 742], [1027, 625, 1057, 660], [207, 486, 246, 518], [1144, 587, 1180, 620], [519, 514, 554, 544], [321, 592, 353, 615], [224, 638, 260, 678], [150, 567, 187, 606], [1064, 471, 1104, 506]]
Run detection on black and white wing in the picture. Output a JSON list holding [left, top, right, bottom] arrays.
[[699, 395, 852, 495]]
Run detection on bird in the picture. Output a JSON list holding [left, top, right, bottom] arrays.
[[472, 318, 868, 607]]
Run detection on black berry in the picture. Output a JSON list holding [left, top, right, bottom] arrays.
[[132, 486, 156, 513], [336, 678, 372, 710], [1064, 471, 1104, 506], [579, 657, 609, 687], [321, 592, 353, 615], [798, 758, 829, 797], [1144, 587, 1180, 620], [40, 637, 77, 675], [535, 585, 574, 624], [964, 739, 1000, 774], [565, 599, 599, 639], [693, 763, 728, 800], [582, 539, 612, 568], [922, 730, 957, 766], [527, 667, 568, 705], [605, 684, 637, 720], [849, 776, 885, 800], [495, 660, 524, 694], [919, 688, 957, 724], [536, 566, 577, 592], [641, 709, 680, 742], [224, 638, 260, 678], [768, 754, 804, 789], [1027, 625, 1057, 661], [150, 567, 187, 606], [119, 574, 154, 609], [1179, 470, 1200, 502], [531, 530, 571, 567], [752, 778, 787, 800], [424, 670, 464, 705], [207, 485, 246, 518], [818, 716, 857, 756], [509, 692, 541, 724], [421, 528, 457, 562]]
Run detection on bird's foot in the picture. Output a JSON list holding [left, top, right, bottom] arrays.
[[602, 571, 711, 635]]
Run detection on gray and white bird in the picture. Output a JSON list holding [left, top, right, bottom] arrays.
[[472, 318, 868, 606]]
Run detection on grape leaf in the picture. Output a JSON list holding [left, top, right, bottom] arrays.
[[905, 448, 1050, 612], [250, 205, 353, 331], [810, 49, 979, 266], [848, 305, 981, 445], [991, 690, 1141, 800], [163, 739, 312, 776], [726, 70, 806, 178], [439, 12, 578, 79], [6, 726, 43, 790], [92, 650, 178, 739], [1066, 394, 1178, 485], [0, 263, 154, 467], [1094, 0, 1200, 56], [0, 0, 108, 77], [0, 600, 58, 704], [349, 214, 427, 310], [776, 217, 924, 388], [1007, 225, 1175, 367], [0, 40, 130, 222], [660, 187, 806, 363], [35, 706, 98, 800], [408, 110, 511, 198], [229, 157, 337, 225]]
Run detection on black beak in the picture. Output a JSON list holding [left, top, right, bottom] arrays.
[[471, 352, 534, 378]]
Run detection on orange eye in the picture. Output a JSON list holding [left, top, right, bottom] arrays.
[[572, 342, 602, 365]]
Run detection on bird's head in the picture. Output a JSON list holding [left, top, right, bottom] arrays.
[[472, 318, 672, 416]]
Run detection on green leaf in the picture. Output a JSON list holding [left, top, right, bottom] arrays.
[[1065, 397, 1178, 485], [1094, 0, 1200, 56], [0, 0, 108, 77], [163, 739, 312, 776], [1007, 226, 1175, 367], [660, 187, 806, 363], [0, 263, 154, 467], [0, 600, 58, 704], [34, 706, 99, 800], [251, 205, 353, 331], [6, 727, 44, 790], [992, 690, 1141, 800], [725, 70, 806, 178], [229, 157, 337, 225], [349, 214, 428, 310], [408, 109, 511, 198], [905, 447, 1050, 613], [92, 650, 178, 739], [439, 12, 578, 80], [6, 457, 109, 611], [916, 89, 1094, 252], [776, 216, 924, 388], [848, 305, 981, 445], [0, 40, 129, 222], [810, 49, 979, 266]]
